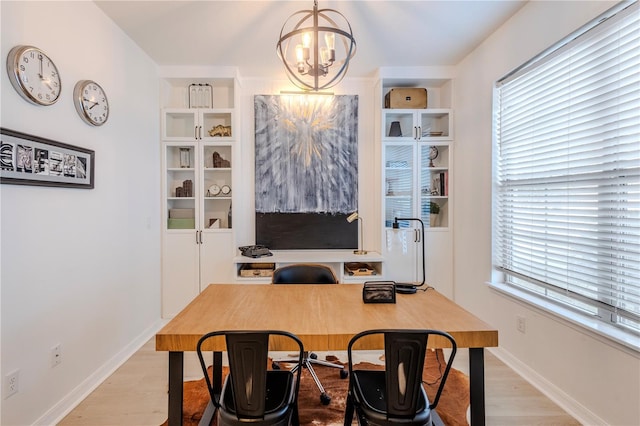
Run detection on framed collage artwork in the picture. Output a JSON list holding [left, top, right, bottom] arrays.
[[0, 128, 95, 189]]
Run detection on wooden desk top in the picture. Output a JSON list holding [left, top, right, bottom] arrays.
[[156, 284, 498, 352]]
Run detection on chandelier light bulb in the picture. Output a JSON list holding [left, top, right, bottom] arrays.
[[302, 32, 312, 49], [324, 32, 335, 53], [320, 46, 329, 65]]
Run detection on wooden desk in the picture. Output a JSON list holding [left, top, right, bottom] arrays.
[[156, 284, 498, 425]]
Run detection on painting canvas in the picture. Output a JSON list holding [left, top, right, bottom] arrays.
[[254, 94, 358, 249]]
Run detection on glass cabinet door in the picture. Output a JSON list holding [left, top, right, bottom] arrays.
[[419, 143, 449, 228], [417, 110, 451, 139], [201, 143, 232, 230], [165, 144, 197, 230], [383, 110, 416, 140], [384, 144, 415, 228]]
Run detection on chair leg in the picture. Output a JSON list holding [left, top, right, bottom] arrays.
[[274, 352, 340, 405], [304, 360, 332, 405], [308, 357, 349, 378], [344, 393, 355, 426]]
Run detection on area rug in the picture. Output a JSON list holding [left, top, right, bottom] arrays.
[[161, 349, 469, 426]]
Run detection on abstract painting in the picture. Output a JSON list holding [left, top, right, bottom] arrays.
[[254, 94, 358, 249]]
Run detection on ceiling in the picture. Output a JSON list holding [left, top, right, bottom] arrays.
[[95, 0, 527, 78]]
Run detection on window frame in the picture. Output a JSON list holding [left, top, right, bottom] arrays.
[[491, 0, 640, 352]]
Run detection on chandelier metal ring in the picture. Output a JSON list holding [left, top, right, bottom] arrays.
[[277, 1, 356, 91]]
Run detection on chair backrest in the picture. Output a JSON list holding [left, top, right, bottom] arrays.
[[347, 329, 457, 415], [271, 263, 338, 284], [196, 330, 304, 419]]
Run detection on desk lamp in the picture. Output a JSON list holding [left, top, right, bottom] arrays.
[[346, 212, 367, 255], [392, 217, 425, 294]]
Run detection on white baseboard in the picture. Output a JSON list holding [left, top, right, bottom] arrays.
[[34, 319, 166, 426], [489, 347, 606, 426]]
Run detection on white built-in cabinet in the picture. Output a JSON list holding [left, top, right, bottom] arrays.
[[161, 76, 238, 318], [378, 76, 454, 294]]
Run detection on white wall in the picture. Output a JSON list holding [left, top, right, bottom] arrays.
[[0, 2, 162, 425], [453, 1, 640, 425]]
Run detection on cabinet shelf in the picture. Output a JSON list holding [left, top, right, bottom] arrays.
[[233, 250, 385, 283], [379, 74, 454, 294], [381, 85, 452, 230], [163, 108, 234, 141], [160, 74, 238, 318], [382, 109, 452, 141]]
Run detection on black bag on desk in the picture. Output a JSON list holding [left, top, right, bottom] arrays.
[[362, 281, 396, 304]]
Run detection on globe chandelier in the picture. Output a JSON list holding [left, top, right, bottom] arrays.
[[277, 0, 356, 92]]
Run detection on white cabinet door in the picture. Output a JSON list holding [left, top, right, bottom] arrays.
[[200, 231, 234, 289], [162, 232, 200, 317]]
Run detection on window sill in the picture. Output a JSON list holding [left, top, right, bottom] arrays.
[[488, 281, 640, 354]]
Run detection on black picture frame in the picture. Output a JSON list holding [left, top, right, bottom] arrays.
[[0, 128, 95, 189]]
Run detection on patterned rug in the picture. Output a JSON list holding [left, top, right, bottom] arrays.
[[161, 349, 469, 426]]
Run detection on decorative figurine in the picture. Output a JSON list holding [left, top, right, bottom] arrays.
[[208, 124, 232, 137], [212, 151, 231, 168]]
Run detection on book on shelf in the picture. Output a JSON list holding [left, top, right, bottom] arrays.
[[431, 172, 448, 196]]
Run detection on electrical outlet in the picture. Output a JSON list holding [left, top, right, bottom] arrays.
[[516, 316, 526, 333], [4, 370, 19, 398], [51, 344, 62, 367]]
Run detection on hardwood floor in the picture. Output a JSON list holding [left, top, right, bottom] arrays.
[[58, 339, 581, 426]]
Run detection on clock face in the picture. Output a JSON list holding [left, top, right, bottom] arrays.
[[74, 80, 109, 126], [221, 185, 231, 195], [208, 184, 221, 196], [6, 45, 61, 106]]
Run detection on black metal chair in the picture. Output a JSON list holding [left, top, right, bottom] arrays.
[[196, 330, 304, 426], [271, 263, 348, 405], [343, 329, 457, 426]]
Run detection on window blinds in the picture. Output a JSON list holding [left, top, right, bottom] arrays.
[[494, 1, 640, 333]]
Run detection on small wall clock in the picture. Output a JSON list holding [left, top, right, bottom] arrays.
[[73, 80, 109, 126], [6, 45, 61, 106]]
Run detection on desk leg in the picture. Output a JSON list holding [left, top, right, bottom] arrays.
[[168, 351, 184, 426], [469, 348, 486, 426]]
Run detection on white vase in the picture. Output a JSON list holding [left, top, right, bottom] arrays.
[[430, 214, 438, 227]]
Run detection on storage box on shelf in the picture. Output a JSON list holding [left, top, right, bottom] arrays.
[[160, 76, 238, 317]]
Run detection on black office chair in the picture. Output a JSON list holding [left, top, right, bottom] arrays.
[[343, 329, 457, 426], [271, 263, 348, 405], [196, 330, 304, 426]]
